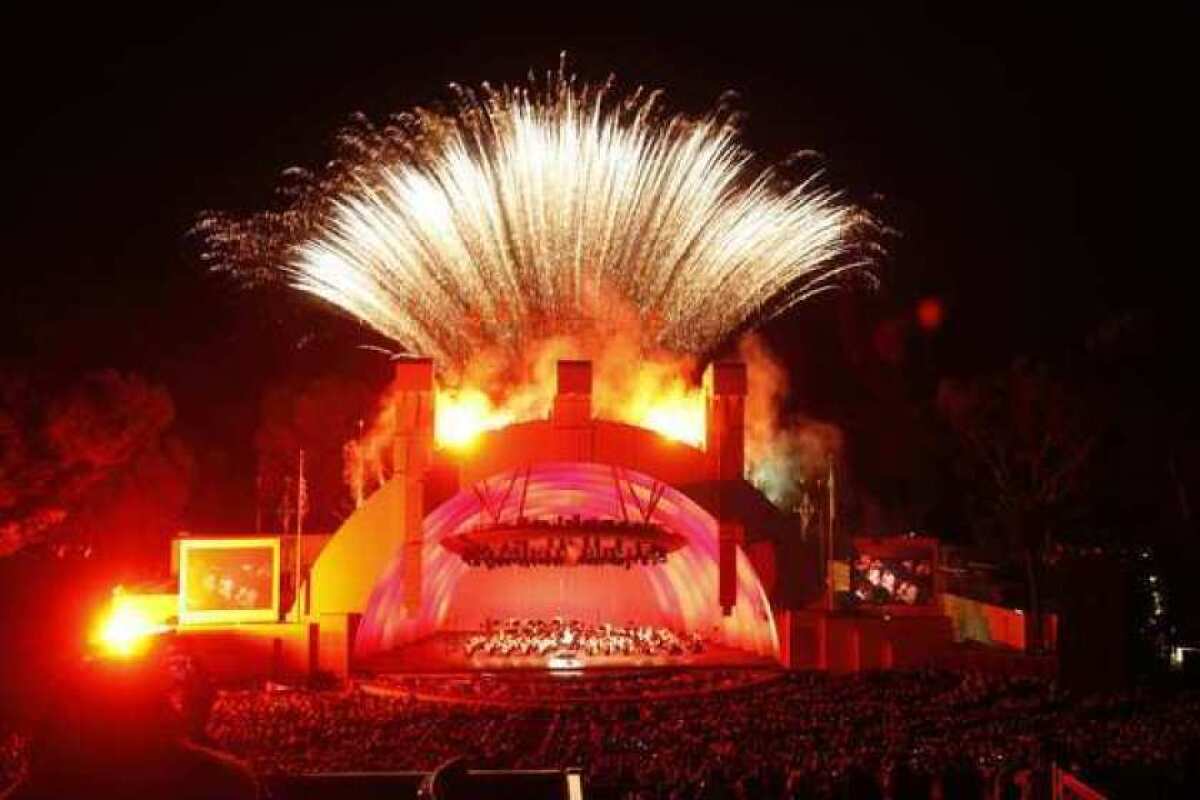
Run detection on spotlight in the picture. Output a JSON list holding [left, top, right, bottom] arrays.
[[94, 605, 166, 658]]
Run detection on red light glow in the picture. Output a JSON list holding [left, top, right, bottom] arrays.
[[916, 297, 944, 331], [94, 606, 158, 657]]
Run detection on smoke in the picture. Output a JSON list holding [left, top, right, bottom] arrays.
[[435, 328, 703, 450], [345, 323, 841, 513], [741, 335, 843, 510]]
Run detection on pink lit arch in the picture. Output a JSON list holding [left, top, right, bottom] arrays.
[[356, 461, 779, 660]]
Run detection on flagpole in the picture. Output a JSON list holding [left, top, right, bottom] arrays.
[[294, 449, 304, 622], [828, 454, 835, 559], [827, 454, 836, 607]]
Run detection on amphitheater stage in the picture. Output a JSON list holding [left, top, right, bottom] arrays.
[[356, 631, 777, 674]]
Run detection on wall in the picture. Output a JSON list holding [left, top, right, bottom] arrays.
[[355, 461, 781, 661], [775, 609, 954, 671], [308, 476, 412, 617], [177, 622, 315, 681], [941, 593, 1057, 651], [452, 420, 711, 501]]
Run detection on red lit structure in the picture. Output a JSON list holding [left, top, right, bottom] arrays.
[[112, 357, 975, 678], [334, 358, 783, 669]]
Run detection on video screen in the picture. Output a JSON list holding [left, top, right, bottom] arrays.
[[850, 554, 934, 605], [179, 538, 279, 623]]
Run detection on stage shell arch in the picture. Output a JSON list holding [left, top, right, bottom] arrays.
[[354, 460, 780, 661]]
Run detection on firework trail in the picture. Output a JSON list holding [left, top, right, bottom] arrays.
[[195, 63, 877, 370]]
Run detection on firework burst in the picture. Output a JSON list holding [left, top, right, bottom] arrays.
[[196, 62, 878, 370]]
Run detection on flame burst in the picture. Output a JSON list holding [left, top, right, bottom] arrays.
[[430, 339, 708, 450], [434, 387, 517, 448]]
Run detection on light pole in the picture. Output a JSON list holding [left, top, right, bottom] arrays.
[[293, 449, 307, 623]]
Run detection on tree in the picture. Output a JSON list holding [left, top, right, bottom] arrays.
[[937, 360, 1096, 649], [0, 369, 191, 566], [254, 375, 375, 531]]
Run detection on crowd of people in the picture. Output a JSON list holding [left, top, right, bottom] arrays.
[[462, 618, 705, 660], [0, 655, 260, 799], [4, 668, 1200, 798], [536, 670, 1200, 798], [0, 728, 26, 794], [198, 670, 1200, 798], [238, 671, 1200, 796], [372, 668, 773, 706]]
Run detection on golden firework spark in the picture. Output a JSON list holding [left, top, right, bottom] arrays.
[[197, 64, 877, 370]]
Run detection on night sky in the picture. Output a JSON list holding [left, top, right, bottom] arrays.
[[0, 7, 1176, 535]]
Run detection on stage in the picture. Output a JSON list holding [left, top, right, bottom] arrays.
[[356, 631, 778, 675], [356, 664, 784, 708]]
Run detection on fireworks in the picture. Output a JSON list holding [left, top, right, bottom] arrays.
[[196, 63, 877, 371], [199, 63, 876, 502]]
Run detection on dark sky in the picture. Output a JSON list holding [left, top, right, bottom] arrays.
[[0, 6, 1176, 531]]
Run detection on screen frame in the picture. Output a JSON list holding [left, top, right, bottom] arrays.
[[850, 555, 935, 606], [847, 535, 943, 614], [178, 536, 281, 624]]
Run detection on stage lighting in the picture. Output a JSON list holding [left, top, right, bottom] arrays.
[[95, 606, 162, 658]]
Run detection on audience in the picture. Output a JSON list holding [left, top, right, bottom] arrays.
[[0, 730, 24, 794], [203, 670, 1200, 798], [4, 667, 1198, 798], [1, 655, 259, 800], [375, 667, 771, 705]]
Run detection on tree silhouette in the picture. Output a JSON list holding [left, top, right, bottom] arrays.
[[937, 360, 1096, 649], [254, 375, 374, 531], [0, 370, 190, 566]]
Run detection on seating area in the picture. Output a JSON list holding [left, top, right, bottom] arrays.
[[5, 667, 1200, 797]]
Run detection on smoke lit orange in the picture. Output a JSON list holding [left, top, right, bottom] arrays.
[[345, 331, 839, 510], [431, 361, 707, 450], [434, 388, 516, 449]]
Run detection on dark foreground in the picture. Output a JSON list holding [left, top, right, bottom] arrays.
[[4, 668, 1199, 798], [209, 669, 1199, 798]]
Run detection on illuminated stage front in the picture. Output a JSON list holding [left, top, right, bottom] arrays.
[[355, 461, 780, 667]]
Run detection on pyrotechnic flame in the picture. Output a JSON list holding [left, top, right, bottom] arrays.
[[642, 402, 706, 448], [431, 349, 707, 449], [602, 359, 707, 447], [346, 332, 838, 507], [434, 387, 516, 449], [435, 385, 706, 450]]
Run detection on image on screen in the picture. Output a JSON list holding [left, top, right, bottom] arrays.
[[850, 554, 934, 606], [179, 538, 279, 623]]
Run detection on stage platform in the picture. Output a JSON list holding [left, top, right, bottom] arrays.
[[355, 631, 776, 674], [357, 666, 784, 708]]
